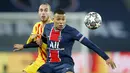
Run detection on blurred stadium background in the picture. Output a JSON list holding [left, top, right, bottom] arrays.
[[0, 0, 130, 73]]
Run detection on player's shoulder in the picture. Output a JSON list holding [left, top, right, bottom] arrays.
[[64, 24, 77, 32], [65, 25, 80, 37], [45, 23, 54, 29], [34, 21, 42, 26]]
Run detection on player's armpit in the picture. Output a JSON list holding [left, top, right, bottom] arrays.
[[26, 36, 33, 44]]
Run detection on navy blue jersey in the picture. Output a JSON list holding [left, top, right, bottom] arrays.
[[42, 23, 109, 65]]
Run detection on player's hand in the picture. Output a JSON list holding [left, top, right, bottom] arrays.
[[13, 44, 24, 52], [106, 58, 116, 69], [36, 38, 42, 46]]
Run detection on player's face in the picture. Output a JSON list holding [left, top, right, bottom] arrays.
[[53, 13, 66, 30], [38, 4, 50, 22]]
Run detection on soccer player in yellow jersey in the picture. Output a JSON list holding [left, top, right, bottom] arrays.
[[13, 3, 53, 73]]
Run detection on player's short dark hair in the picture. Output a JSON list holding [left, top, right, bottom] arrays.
[[54, 9, 65, 15]]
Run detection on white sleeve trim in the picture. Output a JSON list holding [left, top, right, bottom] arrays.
[[79, 36, 84, 42]]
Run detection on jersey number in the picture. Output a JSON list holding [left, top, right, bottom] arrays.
[[49, 50, 61, 62]]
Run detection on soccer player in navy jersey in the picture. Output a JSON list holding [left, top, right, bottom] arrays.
[[36, 9, 116, 73]]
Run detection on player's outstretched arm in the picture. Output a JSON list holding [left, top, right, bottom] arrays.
[[72, 28, 116, 69], [13, 42, 39, 52], [80, 37, 116, 69]]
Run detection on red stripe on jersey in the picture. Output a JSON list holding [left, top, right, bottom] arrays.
[[40, 26, 43, 34], [50, 28, 60, 42], [40, 47, 47, 61], [37, 24, 41, 34], [41, 49, 47, 58], [50, 50, 60, 62], [49, 28, 61, 62]]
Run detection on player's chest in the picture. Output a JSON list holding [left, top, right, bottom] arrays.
[[46, 30, 72, 48]]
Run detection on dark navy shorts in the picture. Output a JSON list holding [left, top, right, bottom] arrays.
[[38, 62, 74, 73]]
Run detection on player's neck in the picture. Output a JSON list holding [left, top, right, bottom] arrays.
[[53, 24, 66, 31], [54, 27, 61, 31], [41, 18, 51, 25]]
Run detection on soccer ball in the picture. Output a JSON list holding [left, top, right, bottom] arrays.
[[84, 12, 102, 30]]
